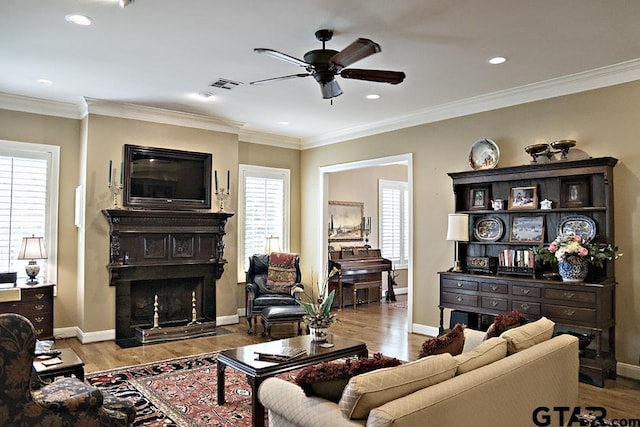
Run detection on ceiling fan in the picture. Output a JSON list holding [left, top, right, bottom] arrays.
[[250, 29, 406, 100]]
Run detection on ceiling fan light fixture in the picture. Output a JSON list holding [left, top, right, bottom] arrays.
[[320, 80, 342, 99]]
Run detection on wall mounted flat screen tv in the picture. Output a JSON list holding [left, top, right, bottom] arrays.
[[123, 144, 212, 210]]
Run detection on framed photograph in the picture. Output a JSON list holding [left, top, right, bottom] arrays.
[[469, 187, 490, 210], [508, 186, 538, 210], [328, 201, 364, 242], [510, 215, 545, 243], [560, 178, 590, 208]]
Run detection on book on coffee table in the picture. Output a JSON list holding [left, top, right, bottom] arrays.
[[254, 346, 307, 362]]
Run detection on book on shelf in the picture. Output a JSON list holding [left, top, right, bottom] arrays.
[[254, 346, 307, 362]]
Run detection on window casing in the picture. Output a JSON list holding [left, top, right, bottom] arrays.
[[379, 179, 409, 268], [238, 165, 290, 275], [0, 140, 59, 284]]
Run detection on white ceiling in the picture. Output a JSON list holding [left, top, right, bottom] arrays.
[[2, 0, 640, 147]]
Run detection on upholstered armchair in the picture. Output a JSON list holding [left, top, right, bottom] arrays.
[[0, 313, 136, 426], [245, 253, 304, 334]]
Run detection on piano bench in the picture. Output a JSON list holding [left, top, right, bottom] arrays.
[[260, 306, 307, 341], [342, 280, 382, 310]]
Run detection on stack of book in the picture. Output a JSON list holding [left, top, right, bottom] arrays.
[[254, 346, 307, 362]]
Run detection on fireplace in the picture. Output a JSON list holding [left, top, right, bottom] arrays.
[[103, 209, 233, 346]]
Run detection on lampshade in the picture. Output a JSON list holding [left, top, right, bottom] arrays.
[[264, 235, 281, 253], [17, 236, 48, 260], [446, 214, 469, 242]]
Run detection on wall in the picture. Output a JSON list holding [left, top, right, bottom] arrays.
[[300, 80, 640, 368], [0, 109, 81, 329]]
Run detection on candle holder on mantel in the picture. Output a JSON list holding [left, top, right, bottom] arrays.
[[108, 183, 122, 208], [215, 190, 230, 212]]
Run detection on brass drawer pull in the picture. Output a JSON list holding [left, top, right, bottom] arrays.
[[520, 303, 530, 312], [521, 289, 530, 295], [457, 282, 463, 288], [563, 292, 575, 300], [35, 293, 45, 300], [491, 285, 499, 291], [35, 328, 44, 336], [34, 316, 44, 323], [563, 309, 576, 317], [490, 300, 500, 307], [35, 304, 45, 311], [456, 295, 463, 302]]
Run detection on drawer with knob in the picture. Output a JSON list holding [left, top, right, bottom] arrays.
[[441, 278, 478, 291], [482, 296, 508, 311], [481, 282, 508, 294], [543, 304, 596, 324], [511, 285, 541, 298], [441, 291, 479, 308], [545, 288, 596, 304], [511, 300, 541, 316]]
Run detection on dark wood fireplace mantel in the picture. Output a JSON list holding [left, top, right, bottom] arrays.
[[102, 209, 234, 343]]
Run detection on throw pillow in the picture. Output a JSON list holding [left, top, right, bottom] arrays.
[[294, 353, 401, 403], [418, 323, 465, 358], [339, 353, 457, 420], [453, 337, 507, 375], [266, 252, 298, 294], [501, 316, 555, 355], [485, 309, 527, 338]]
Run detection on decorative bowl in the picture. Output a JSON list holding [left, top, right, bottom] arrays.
[[524, 143, 549, 163], [550, 140, 576, 159]]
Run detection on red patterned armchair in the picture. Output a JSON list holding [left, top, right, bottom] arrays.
[[0, 313, 136, 426]]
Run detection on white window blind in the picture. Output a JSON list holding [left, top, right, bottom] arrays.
[[0, 141, 59, 283], [238, 165, 290, 275], [379, 180, 409, 268]]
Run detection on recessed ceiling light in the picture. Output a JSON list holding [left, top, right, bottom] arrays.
[[366, 94, 380, 100], [277, 121, 289, 126], [37, 79, 53, 85], [489, 56, 507, 65], [65, 14, 92, 26], [194, 92, 214, 99]]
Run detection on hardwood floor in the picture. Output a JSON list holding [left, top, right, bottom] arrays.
[[57, 296, 639, 421]]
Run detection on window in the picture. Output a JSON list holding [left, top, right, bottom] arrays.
[[238, 165, 290, 275], [0, 140, 59, 284], [379, 180, 409, 268]]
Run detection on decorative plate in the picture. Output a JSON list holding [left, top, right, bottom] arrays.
[[557, 215, 596, 240], [473, 216, 504, 242], [469, 139, 500, 170]]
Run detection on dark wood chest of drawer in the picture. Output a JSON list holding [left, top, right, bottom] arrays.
[[0, 283, 54, 339]]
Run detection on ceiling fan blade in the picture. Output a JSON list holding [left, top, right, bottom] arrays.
[[254, 48, 310, 68], [250, 73, 311, 85], [320, 79, 342, 99], [340, 69, 406, 84], [329, 38, 381, 69]]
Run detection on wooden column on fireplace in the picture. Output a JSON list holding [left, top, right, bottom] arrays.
[[102, 209, 233, 344]]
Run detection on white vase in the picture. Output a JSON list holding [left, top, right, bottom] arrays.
[[308, 326, 329, 342]]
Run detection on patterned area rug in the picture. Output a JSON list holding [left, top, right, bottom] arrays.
[[86, 352, 297, 426], [387, 300, 407, 309]]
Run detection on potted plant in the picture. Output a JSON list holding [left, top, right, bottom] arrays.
[[296, 267, 339, 341], [535, 233, 621, 282]]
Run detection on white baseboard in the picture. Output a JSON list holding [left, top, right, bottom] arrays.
[[217, 314, 239, 326], [411, 323, 438, 338], [617, 362, 640, 380], [392, 287, 408, 295], [53, 326, 79, 339]]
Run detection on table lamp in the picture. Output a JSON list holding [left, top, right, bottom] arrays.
[[446, 214, 469, 272], [264, 235, 281, 254], [17, 235, 48, 284]]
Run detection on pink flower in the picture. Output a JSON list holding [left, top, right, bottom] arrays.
[[570, 235, 582, 243], [578, 247, 588, 257], [548, 242, 558, 253]]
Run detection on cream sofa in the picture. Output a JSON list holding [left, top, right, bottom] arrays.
[[258, 318, 579, 427]]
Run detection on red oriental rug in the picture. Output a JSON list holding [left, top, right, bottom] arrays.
[[85, 352, 298, 426]]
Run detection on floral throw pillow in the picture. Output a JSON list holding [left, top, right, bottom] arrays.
[[266, 252, 298, 294], [418, 323, 465, 358], [295, 353, 401, 402]]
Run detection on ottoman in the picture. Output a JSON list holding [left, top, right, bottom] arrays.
[[260, 306, 307, 340]]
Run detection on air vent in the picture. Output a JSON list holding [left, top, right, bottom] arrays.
[[209, 78, 243, 90]]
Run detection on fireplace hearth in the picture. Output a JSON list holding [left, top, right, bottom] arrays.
[[103, 209, 233, 346]]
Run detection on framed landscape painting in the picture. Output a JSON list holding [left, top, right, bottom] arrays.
[[510, 215, 545, 243], [328, 201, 364, 242]]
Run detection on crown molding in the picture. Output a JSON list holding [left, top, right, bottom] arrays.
[[301, 58, 640, 149], [0, 92, 84, 119], [237, 129, 301, 150]]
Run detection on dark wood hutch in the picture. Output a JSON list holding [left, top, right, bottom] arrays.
[[439, 157, 617, 387]]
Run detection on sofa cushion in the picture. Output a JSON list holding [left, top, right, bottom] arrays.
[[339, 353, 457, 420], [501, 316, 555, 355], [266, 252, 298, 294], [485, 309, 527, 338], [418, 323, 465, 358], [294, 353, 401, 403], [454, 337, 507, 375]]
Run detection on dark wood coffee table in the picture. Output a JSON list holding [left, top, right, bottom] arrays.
[[217, 334, 367, 427], [33, 348, 85, 382]]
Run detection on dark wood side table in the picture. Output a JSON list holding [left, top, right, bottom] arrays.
[[217, 334, 368, 427], [34, 348, 85, 382]]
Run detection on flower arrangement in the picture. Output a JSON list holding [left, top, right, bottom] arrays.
[[296, 266, 340, 328], [537, 233, 621, 268]]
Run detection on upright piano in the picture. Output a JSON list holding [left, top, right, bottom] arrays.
[[328, 247, 393, 309]]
